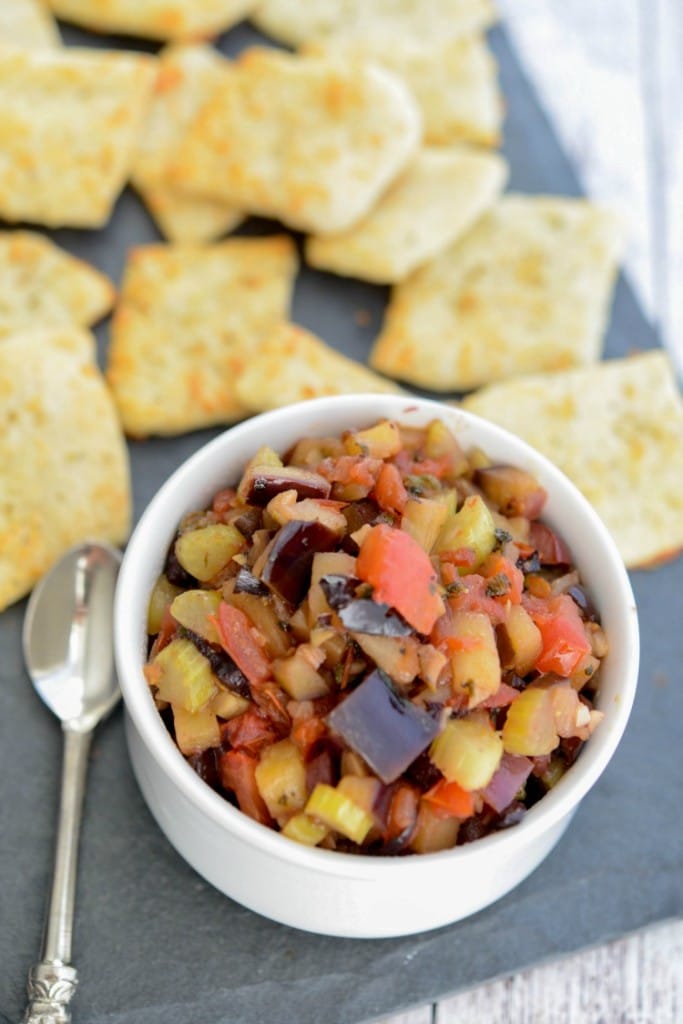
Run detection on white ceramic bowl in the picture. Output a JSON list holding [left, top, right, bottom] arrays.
[[115, 395, 639, 938]]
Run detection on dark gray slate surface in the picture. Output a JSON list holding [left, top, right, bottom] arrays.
[[1, 18, 681, 1024]]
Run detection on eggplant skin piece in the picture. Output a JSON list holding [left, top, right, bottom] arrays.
[[327, 669, 440, 785], [262, 520, 338, 606], [242, 467, 331, 507], [320, 574, 413, 636]]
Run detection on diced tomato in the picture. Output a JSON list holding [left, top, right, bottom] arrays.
[[221, 709, 280, 753], [530, 594, 591, 676], [213, 602, 271, 685], [439, 547, 478, 570], [439, 568, 509, 626], [319, 455, 382, 489], [481, 552, 524, 604], [479, 682, 520, 709], [356, 523, 445, 634], [424, 779, 475, 819], [373, 462, 408, 515], [218, 749, 272, 825], [292, 715, 328, 756], [442, 634, 485, 654], [211, 487, 237, 516]]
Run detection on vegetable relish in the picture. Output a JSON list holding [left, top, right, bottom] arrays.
[[144, 418, 606, 855]]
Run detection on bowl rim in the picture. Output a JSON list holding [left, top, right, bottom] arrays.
[[115, 393, 639, 879]]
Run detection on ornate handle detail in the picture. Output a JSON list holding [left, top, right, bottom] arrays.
[[23, 961, 78, 1024]]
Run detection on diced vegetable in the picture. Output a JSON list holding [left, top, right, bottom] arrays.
[[429, 711, 503, 790], [154, 638, 217, 713], [401, 496, 449, 553], [170, 589, 222, 643], [352, 633, 419, 686], [482, 752, 533, 813], [446, 610, 501, 708], [173, 705, 220, 756], [530, 595, 592, 677], [230, 591, 292, 659], [328, 669, 440, 784], [266, 489, 347, 534], [474, 465, 547, 519], [214, 602, 271, 686], [305, 783, 373, 844], [410, 801, 460, 853], [434, 494, 496, 569], [344, 419, 402, 459], [373, 462, 408, 515], [272, 645, 330, 700], [496, 604, 543, 676], [175, 523, 245, 582], [219, 749, 272, 825], [147, 574, 182, 635], [356, 524, 445, 634], [209, 688, 249, 720], [261, 520, 339, 606], [502, 687, 558, 756], [320, 574, 413, 637], [254, 739, 307, 822], [281, 812, 329, 846], [423, 779, 475, 819]]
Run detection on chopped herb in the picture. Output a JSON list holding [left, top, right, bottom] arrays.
[[485, 573, 511, 598], [495, 527, 513, 546]]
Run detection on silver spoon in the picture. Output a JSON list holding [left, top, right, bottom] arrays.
[[21, 541, 121, 1024]]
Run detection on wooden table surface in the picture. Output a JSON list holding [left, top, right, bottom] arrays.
[[382, 3, 683, 1020]]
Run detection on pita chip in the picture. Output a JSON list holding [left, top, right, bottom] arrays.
[[0, 45, 156, 228], [305, 34, 503, 148], [462, 351, 683, 569], [170, 46, 421, 234], [0, 231, 115, 338], [251, 0, 498, 48], [46, 0, 258, 41], [0, 0, 60, 49], [107, 237, 298, 437], [0, 326, 131, 611], [306, 147, 508, 284], [371, 195, 623, 391], [132, 44, 243, 244], [235, 322, 403, 411]]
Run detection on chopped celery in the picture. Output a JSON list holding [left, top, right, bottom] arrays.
[[434, 494, 496, 568], [281, 812, 329, 846], [209, 688, 249, 720], [305, 783, 373, 844], [170, 589, 222, 642], [430, 711, 503, 790], [154, 637, 217, 713], [175, 523, 245, 582]]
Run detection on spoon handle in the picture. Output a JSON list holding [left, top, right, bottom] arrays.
[[23, 727, 92, 1024]]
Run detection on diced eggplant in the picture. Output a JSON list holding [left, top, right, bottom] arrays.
[[261, 520, 338, 606], [528, 521, 572, 566], [327, 669, 440, 785], [164, 536, 197, 588], [341, 498, 381, 538], [234, 566, 269, 597], [240, 466, 332, 507], [482, 752, 533, 813], [319, 574, 413, 637]]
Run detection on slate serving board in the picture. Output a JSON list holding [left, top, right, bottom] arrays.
[[1, 18, 681, 1024]]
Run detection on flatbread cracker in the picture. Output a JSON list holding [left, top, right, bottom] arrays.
[[107, 237, 298, 436], [132, 44, 242, 244], [251, 0, 497, 48], [0, 0, 60, 49], [0, 231, 115, 338], [371, 195, 623, 391], [462, 351, 683, 569], [46, 0, 257, 41], [305, 147, 508, 284], [0, 326, 131, 611], [305, 34, 503, 148], [235, 322, 403, 411], [170, 46, 421, 234], [0, 46, 156, 228]]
